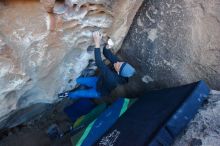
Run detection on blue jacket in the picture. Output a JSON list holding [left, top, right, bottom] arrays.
[[95, 47, 128, 96]]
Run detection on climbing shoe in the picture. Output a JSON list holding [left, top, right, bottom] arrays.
[[58, 92, 69, 98]]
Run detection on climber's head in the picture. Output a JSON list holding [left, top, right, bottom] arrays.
[[114, 62, 135, 77]]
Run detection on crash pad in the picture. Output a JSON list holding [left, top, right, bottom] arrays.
[[95, 81, 210, 146]]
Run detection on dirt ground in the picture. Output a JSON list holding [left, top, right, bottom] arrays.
[[0, 99, 74, 146]]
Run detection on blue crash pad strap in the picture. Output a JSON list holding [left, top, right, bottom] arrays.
[[166, 80, 210, 136]]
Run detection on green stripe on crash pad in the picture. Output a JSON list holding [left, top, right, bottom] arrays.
[[76, 120, 96, 146], [71, 128, 86, 146], [75, 98, 132, 146], [119, 98, 130, 116]]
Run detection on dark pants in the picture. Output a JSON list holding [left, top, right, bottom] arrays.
[[68, 77, 101, 99]]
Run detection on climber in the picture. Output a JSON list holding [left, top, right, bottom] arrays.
[[58, 31, 136, 99]]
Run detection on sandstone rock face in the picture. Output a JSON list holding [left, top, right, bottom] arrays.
[[120, 0, 220, 90], [0, 0, 143, 127]]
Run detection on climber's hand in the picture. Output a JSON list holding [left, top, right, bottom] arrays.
[[106, 38, 114, 49], [93, 31, 102, 48]]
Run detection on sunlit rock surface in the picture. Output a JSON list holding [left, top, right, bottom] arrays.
[[0, 0, 143, 128]]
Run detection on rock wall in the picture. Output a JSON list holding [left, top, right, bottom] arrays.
[[118, 1, 220, 144], [0, 0, 143, 127], [120, 0, 220, 90]]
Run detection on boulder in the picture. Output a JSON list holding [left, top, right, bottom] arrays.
[[0, 0, 143, 128], [120, 0, 220, 90]]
